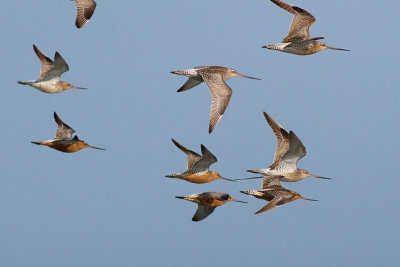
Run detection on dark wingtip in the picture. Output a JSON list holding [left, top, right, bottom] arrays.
[[31, 141, 40, 145], [175, 196, 184, 199]]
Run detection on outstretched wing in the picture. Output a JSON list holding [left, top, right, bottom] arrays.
[[54, 112, 75, 140], [201, 72, 232, 134], [263, 112, 290, 166], [270, 0, 316, 42], [255, 196, 282, 214], [273, 131, 306, 171], [42, 52, 69, 81], [190, 145, 217, 173], [33, 45, 54, 80], [192, 204, 216, 221], [73, 0, 97, 28], [171, 139, 201, 172]]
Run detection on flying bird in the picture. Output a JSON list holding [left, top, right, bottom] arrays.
[[31, 112, 105, 153], [247, 112, 331, 182], [176, 192, 246, 222], [72, 0, 97, 28], [241, 175, 317, 214], [17, 45, 86, 93], [171, 66, 260, 133], [165, 138, 236, 184], [262, 0, 349, 55]]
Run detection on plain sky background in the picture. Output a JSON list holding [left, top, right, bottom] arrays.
[[0, 0, 399, 266]]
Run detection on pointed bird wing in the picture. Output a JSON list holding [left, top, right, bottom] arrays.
[[270, 0, 316, 42], [264, 112, 290, 166], [274, 131, 306, 171], [200, 72, 232, 133], [192, 204, 216, 221], [177, 78, 204, 92], [171, 139, 202, 172], [255, 196, 282, 214], [190, 145, 217, 173], [261, 175, 284, 189], [33, 45, 54, 80], [54, 112, 75, 140], [42, 52, 69, 81], [73, 0, 97, 28]]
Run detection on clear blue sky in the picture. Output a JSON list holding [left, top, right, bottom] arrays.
[[1, 0, 399, 266]]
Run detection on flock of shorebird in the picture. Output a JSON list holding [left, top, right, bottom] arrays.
[[18, 0, 347, 222]]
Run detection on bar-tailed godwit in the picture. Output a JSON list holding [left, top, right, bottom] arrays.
[[241, 176, 317, 214], [31, 112, 105, 153], [165, 139, 236, 183], [175, 192, 246, 221], [17, 45, 86, 93], [247, 112, 330, 182], [171, 66, 260, 133], [72, 0, 97, 28], [262, 0, 349, 55]]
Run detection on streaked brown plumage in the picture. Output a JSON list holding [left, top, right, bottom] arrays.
[[175, 192, 246, 221], [247, 112, 331, 182], [240, 176, 317, 214], [171, 66, 260, 133], [73, 0, 97, 28], [263, 0, 349, 55], [31, 112, 105, 153]]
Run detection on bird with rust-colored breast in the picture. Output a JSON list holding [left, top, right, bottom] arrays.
[[241, 176, 317, 214], [263, 0, 349, 55], [247, 112, 330, 182], [18, 45, 86, 93], [31, 112, 105, 153], [165, 138, 237, 184], [171, 66, 260, 133], [175, 192, 246, 221], [72, 0, 97, 28]]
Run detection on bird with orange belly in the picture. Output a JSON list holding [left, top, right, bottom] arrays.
[[176, 192, 247, 221], [165, 138, 237, 183], [241, 176, 317, 214], [31, 112, 105, 153]]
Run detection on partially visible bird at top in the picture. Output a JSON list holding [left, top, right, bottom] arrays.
[[31, 112, 105, 153], [262, 0, 349, 55], [171, 66, 260, 134], [247, 112, 331, 182], [175, 192, 247, 222], [72, 0, 97, 28], [240, 175, 317, 214], [17, 45, 86, 93]]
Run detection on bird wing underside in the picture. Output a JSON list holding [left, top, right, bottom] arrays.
[[74, 0, 97, 28], [177, 78, 203, 92], [190, 145, 217, 173], [33, 45, 54, 80], [273, 131, 306, 171], [42, 52, 69, 81], [271, 0, 316, 42], [192, 205, 216, 221], [200, 72, 232, 133], [283, 6, 316, 42], [255, 196, 282, 214], [54, 112, 75, 140], [263, 112, 290, 165], [171, 139, 202, 172]]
